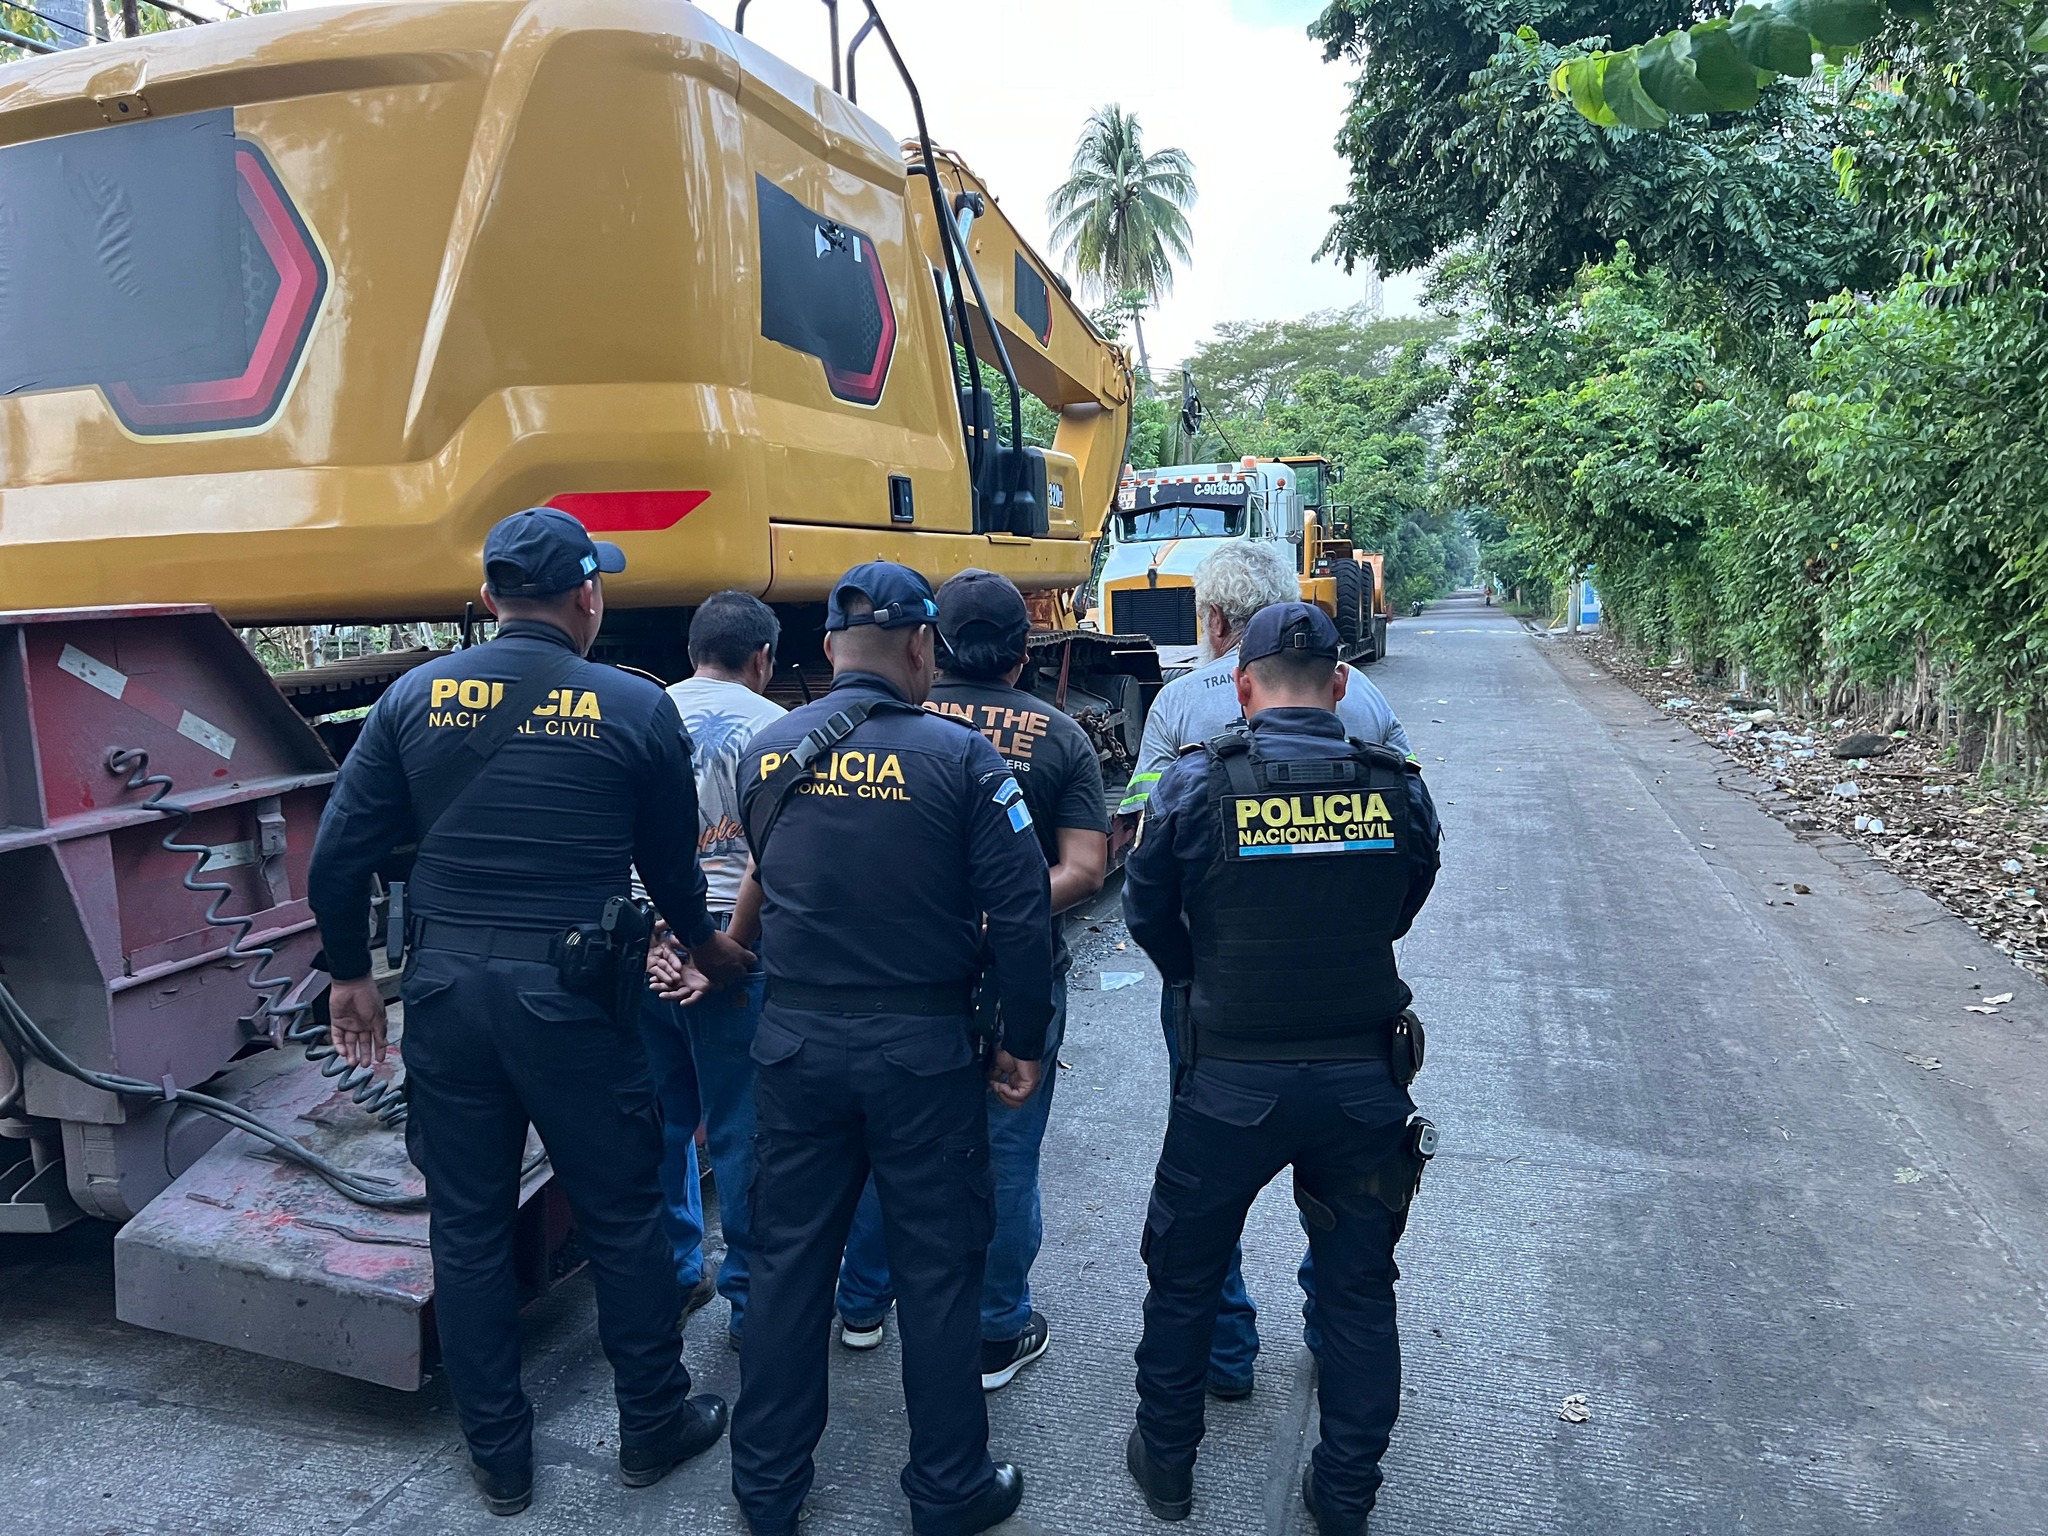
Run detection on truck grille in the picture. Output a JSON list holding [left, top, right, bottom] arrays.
[[1111, 586, 1196, 644]]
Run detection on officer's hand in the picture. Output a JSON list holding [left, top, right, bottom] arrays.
[[328, 976, 389, 1069], [689, 929, 756, 989], [987, 1050, 1042, 1108]]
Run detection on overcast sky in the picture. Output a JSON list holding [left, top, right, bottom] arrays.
[[287, 0, 1425, 367]]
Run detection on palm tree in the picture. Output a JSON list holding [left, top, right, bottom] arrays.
[[1046, 105, 1196, 386]]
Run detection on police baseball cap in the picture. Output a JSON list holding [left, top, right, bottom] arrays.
[[1239, 600, 1341, 664], [483, 507, 626, 597], [936, 568, 1030, 649], [826, 561, 939, 630]]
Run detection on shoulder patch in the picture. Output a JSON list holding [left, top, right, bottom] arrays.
[[992, 774, 1033, 832]]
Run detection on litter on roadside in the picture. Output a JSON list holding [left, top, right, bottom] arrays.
[[1558, 1394, 1592, 1424], [1101, 972, 1143, 991]]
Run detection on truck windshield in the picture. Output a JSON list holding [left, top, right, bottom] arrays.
[[1290, 464, 1324, 508], [1117, 504, 1245, 540]]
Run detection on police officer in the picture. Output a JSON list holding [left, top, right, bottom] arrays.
[[308, 508, 752, 1517], [834, 569, 1109, 1389], [1117, 539, 1413, 1399], [1119, 602, 1441, 1534], [729, 561, 1054, 1536]]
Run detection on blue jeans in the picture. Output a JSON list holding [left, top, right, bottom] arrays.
[[836, 978, 1068, 1342], [690, 962, 765, 1333], [1158, 987, 1322, 1384], [637, 950, 767, 1336], [639, 988, 705, 1293]]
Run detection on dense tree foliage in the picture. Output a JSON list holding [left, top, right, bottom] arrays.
[[1309, 0, 1882, 315], [1306, 0, 2048, 778]]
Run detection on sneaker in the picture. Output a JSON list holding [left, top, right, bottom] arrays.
[[980, 1312, 1050, 1391], [468, 1459, 532, 1517], [838, 1303, 891, 1350]]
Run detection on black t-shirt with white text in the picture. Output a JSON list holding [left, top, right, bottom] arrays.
[[927, 675, 1107, 971]]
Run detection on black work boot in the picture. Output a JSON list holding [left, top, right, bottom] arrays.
[[468, 1459, 533, 1517], [619, 1394, 730, 1488], [1125, 1425, 1193, 1521], [911, 1462, 1024, 1535], [1301, 1464, 1370, 1536]]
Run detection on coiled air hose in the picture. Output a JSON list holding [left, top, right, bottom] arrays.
[[0, 748, 427, 1211], [106, 747, 413, 1130]]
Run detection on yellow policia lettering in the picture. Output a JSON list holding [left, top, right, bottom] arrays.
[[755, 749, 913, 802], [1232, 792, 1394, 848], [430, 678, 505, 710], [427, 681, 605, 730]]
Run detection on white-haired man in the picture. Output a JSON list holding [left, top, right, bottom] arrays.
[[1118, 540, 1413, 1402], [1119, 542, 1411, 820]]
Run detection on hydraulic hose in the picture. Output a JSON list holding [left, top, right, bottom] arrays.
[[0, 976, 424, 1210]]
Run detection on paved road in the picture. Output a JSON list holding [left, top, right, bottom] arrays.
[[6, 593, 2047, 1535]]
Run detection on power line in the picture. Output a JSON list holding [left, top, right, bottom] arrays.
[[11, 3, 90, 38]]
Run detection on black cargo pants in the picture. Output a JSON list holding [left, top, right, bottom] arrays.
[[1135, 1056, 1417, 1528], [400, 943, 690, 1477], [731, 1005, 997, 1536]]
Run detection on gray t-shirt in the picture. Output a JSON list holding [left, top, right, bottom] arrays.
[[1118, 650, 1413, 814], [665, 675, 786, 913]]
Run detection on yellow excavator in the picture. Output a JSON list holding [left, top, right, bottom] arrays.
[[0, 0, 1151, 1387]]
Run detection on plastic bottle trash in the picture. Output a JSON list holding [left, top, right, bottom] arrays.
[[1101, 972, 1144, 991], [1829, 782, 1860, 798], [2003, 859, 2026, 875]]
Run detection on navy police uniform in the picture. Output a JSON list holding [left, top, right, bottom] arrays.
[[307, 510, 724, 1494], [1121, 603, 1441, 1534], [728, 563, 1053, 1536]]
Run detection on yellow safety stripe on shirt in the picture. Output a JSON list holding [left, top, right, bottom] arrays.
[[1117, 770, 1163, 814]]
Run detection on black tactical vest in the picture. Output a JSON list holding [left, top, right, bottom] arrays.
[[1185, 727, 1414, 1060]]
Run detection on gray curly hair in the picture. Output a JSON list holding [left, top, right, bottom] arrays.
[[1193, 541, 1299, 639]]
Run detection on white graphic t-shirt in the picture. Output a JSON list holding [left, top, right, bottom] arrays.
[[666, 675, 786, 914]]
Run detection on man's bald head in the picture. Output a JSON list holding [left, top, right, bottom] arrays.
[[822, 593, 937, 702]]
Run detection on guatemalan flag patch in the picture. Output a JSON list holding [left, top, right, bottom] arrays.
[[994, 776, 1032, 832]]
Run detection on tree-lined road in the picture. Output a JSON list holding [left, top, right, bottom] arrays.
[[3, 594, 2043, 1534]]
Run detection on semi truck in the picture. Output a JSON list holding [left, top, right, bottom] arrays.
[[1094, 455, 1391, 665], [0, 0, 1155, 1387]]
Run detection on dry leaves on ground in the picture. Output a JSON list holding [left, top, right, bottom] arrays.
[[1571, 634, 2048, 983]]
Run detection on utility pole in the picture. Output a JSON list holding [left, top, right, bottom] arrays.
[[121, 0, 139, 38]]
